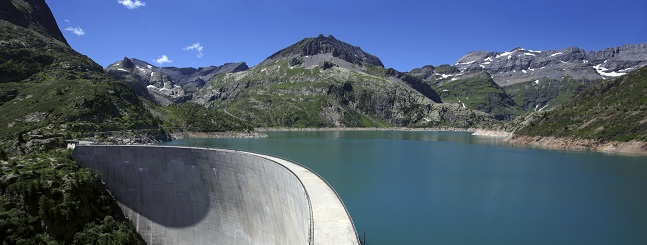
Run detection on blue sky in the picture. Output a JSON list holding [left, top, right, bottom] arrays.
[[47, 0, 646, 71]]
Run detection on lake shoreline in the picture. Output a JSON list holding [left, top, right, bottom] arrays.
[[506, 134, 647, 156], [168, 128, 647, 155], [170, 127, 516, 138]]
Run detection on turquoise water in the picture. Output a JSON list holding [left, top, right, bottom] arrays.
[[160, 131, 647, 244]]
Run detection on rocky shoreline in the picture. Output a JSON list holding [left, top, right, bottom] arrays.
[[506, 135, 647, 155], [470, 129, 511, 137]]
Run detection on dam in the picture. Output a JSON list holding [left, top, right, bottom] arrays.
[[72, 145, 360, 245]]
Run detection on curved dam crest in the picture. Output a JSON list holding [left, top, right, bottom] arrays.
[[72, 145, 359, 245]]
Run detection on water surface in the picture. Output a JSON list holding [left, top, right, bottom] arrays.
[[160, 131, 647, 244]]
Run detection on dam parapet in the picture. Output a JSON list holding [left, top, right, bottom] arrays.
[[72, 145, 359, 245]]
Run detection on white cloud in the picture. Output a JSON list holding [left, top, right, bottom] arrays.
[[154, 55, 172, 65], [183, 42, 204, 58], [118, 0, 146, 10], [64, 26, 85, 36], [63, 19, 85, 36]]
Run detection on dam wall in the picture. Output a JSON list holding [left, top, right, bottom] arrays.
[[72, 145, 359, 245]]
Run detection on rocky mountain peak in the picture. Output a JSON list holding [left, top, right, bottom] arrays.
[[265, 34, 384, 67], [0, 0, 68, 45], [121, 57, 136, 70]]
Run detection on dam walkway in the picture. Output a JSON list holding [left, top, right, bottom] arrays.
[[247, 152, 359, 245]]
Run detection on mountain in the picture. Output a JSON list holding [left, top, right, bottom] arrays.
[[454, 44, 647, 84], [190, 35, 493, 128], [263, 34, 384, 68], [106, 58, 248, 106], [410, 69, 524, 120], [410, 43, 647, 113], [508, 65, 647, 153], [0, 0, 67, 45], [1, 0, 160, 243], [0, 4, 166, 145]]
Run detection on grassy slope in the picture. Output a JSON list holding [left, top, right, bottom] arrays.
[[151, 102, 254, 132], [515, 66, 647, 142], [503, 77, 596, 112], [433, 72, 524, 120]]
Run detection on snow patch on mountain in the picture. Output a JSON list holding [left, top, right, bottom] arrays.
[[594, 64, 626, 77], [549, 52, 563, 57]]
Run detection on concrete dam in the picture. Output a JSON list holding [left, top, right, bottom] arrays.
[[72, 145, 359, 245]]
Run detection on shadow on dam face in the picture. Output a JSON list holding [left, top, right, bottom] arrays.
[[74, 146, 211, 227], [72, 145, 317, 244]]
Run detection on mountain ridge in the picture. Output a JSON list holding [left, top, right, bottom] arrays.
[[452, 43, 647, 85], [185, 35, 493, 128], [110, 37, 647, 124], [106, 57, 249, 106], [408, 43, 647, 113]]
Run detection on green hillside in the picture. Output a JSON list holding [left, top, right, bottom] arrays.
[[433, 71, 524, 120], [515, 66, 647, 142], [151, 102, 254, 132], [503, 77, 597, 112]]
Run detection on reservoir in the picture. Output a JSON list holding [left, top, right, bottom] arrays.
[[159, 131, 647, 244]]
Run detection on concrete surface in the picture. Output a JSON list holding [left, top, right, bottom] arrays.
[[72, 145, 359, 245]]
